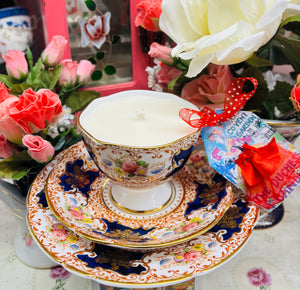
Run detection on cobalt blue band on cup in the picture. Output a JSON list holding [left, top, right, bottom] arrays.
[[0, 7, 29, 19]]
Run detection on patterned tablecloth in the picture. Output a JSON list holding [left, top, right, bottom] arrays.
[[0, 139, 299, 290]]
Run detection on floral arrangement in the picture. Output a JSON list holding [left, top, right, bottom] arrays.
[[0, 35, 100, 181], [136, 0, 300, 121]]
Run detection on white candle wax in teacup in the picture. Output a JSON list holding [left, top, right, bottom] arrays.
[[79, 90, 201, 213]]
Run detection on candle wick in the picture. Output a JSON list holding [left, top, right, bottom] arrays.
[[136, 109, 145, 120]]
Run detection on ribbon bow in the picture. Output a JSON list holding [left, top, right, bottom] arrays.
[[179, 77, 258, 128], [235, 138, 300, 209]]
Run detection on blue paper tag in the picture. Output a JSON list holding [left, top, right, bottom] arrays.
[[201, 111, 300, 200]]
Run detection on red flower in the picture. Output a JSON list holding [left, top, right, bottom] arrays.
[[135, 0, 163, 32], [9, 88, 63, 134], [290, 74, 300, 111]]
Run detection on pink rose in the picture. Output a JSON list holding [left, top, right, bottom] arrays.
[[149, 42, 173, 63], [0, 134, 17, 158], [58, 59, 78, 87], [51, 228, 69, 241], [69, 209, 84, 219], [121, 162, 138, 173], [42, 35, 68, 67], [0, 82, 13, 102], [183, 250, 200, 261], [0, 96, 25, 144], [8, 88, 62, 135], [79, 12, 111, 49], [181, 64, 234, 109], [50, 266, 71, 280], [181, 222, 197, 232], [156, 64, 182, 88], [77, 60, 95, 85], [247, 267, 272, 287], [3, 50, 28, 80], [135, 0, 162, 32], [22, 134, 55, 163]]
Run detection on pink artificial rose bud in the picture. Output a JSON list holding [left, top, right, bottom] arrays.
[[58, 59, 78, 87], [42, 35, 68, 67], [77, 60, 95, 85], [148, 42, 173, 63], [0, 134, 18, 159], [22, 134, 55, 163], [3, 50, 28, 80]]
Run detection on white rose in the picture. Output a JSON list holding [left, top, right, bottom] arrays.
[[159, 0, 289, 77], [284, 0, 300, 19]]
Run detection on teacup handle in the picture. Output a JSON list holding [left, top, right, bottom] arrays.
[[30, 15, 37, 30]]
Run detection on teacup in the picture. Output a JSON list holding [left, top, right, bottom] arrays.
[[78, 90, 201, 212], [0, 7, 33, 53]]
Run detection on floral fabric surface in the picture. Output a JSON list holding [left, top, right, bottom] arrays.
[[0, 137, 299, 290]]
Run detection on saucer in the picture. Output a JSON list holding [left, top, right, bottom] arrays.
[[27, 145, 259, 288], [45, 142, 234, 249]]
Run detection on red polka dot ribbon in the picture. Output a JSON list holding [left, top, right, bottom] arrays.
[[179, 77, 258, 128]]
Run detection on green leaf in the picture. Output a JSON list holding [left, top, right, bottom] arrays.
[[92, 70, 103, 80], [239, 67, 269, 112], [88, 57, 96, 65], [39, 65, 63, 90], [26, 57, 44, 84], [104, 65, 116, 75], [96, 52, 105, 60], [136, 161, 145, 166], [85, 0, 96, 11], [267, 81, 294, 115], [246, 54, 273, 68], [9, 83, 32, 96], [0, 74, 13, 88], [272, 34, 300, 73], [64, 90, 101, 113], [280, 15, 300, 32], [168, 75, 180, 91], [0, 151, 37, 180], [112, 34, 121, 45], [26, 47, 34, 70]]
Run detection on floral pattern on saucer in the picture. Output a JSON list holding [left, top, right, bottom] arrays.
[[45, 142, 235, 249], [27, 144, 259, 288]]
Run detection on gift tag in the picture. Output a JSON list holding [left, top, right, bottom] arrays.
[[201, 111, 300, 210]]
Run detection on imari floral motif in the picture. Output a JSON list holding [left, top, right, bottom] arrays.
[[172, 217, 203, 235], [46, 142, 235, 249], [27, 142, 259, 287], [46, 222, 78, 245], [165, 243, 211, 266], [110, 158, 150, 178], [65, 204, 92, 224]]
